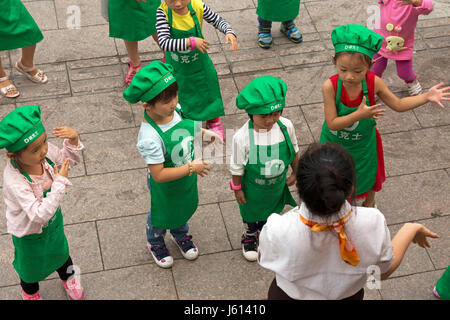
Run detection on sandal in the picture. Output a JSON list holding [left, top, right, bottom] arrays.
[[280, 22, 303, 44], [0, 76, 20, 98], [15, 60, 48, 84], [125, 61, 141, 86], [257, 32, 273, 49]]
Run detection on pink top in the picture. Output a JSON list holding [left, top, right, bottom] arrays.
[[375, 0, 433, 60], [3, 139, 84, 238]]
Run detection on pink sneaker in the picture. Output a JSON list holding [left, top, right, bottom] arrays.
[[206, 120, 225, 141], [21, 289, 42, 300], [62, 276, 85, 300]]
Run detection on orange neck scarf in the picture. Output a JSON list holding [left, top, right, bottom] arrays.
[[300, 208, 360, 267]]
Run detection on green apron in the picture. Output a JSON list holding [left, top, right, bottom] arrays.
[[11, 158, 69, 284], [108, 0, 159, 41], [145, 110, 199, 229], [319, 77, 377, 195], [0, 0, 44, 51], [257, 0, 300, 22], [238, 120, 297, 223], [164, 3, 224, 121]]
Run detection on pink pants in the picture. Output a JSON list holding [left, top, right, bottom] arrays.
[[371, 53, 417, 84]]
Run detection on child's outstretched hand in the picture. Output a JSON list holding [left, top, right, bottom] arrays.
[[192, 159, 211, 177], [234, 190, 246, 205], [53, 126, 79, 146], [412, 223, 440, 248], [426, 82, 450, 109], [193, 37, 210, 53], [357, 96, 385, 120], [225, 33, 238, 52], [54, 159, 70, 178]]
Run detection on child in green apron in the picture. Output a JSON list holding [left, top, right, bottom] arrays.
[[0, 105, 85, 300], [320, 24, 450, 208], [0, 0, 48, 99], [256, 0, 302, 49], [230, 76, 299, 262], [107, 0, 162, 86], [155, 0, 238, 141], [123, 60, 222, 268], [434, 265, 450, 300]]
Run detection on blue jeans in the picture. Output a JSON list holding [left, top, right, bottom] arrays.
[[258, 16, 295, 32], [146, 171, 189, 247]]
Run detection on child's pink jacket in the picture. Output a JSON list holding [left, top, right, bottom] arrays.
[[3, 140, 84, 238], [375, 0, 433, 60]]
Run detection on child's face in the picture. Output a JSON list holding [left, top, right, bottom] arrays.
[[165, 0, 190, 11], [252, 111, 282, 131], [145, 95, 179, 119], [8, 132, 48, 168], [335, 54, 370, 87]]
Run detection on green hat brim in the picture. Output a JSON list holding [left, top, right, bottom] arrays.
[[6, 121, 45, 153], [334, 43, 377, 59], [246, 98, 286, 115]]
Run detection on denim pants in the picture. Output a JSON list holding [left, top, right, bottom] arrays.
[[146, 171, 189, 247], [258, 16, 295, 32]]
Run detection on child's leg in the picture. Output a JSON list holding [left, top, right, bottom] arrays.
[[20, 279, 39, 295], [57, 256, 85, 300], [257, 16, 273, 49], [146, 211, 167, 247], [280, 19, 303, 43], [371, 53, 388, 78], [363, 190, 376, 208], [395, 59, 417, 84], [56, 256, 75, 281], [124, 40, 141, 85], [20, 44, 38, 75]]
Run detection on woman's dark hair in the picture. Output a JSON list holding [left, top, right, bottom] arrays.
[[334, 51, 373, 69], [146, 81, 179, 106], [296, 142, 356, 217]]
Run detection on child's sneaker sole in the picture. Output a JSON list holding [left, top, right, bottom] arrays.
[[147, 243, 173, 268]]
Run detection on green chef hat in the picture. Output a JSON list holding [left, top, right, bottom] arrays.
[[123, 60, 177, 104], [332, 24, 383, 59], [236, 76, 287, 115], [0, 105, 45, 152]]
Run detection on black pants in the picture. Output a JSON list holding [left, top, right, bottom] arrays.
[[20, 256, 75, 295], [268, 278, 365, 300], [243, 220, 267, 236]]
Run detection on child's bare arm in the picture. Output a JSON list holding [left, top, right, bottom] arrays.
[[323, 79, 384, 131], [375, 77, 450, 112], [148, 159, 210, 183]]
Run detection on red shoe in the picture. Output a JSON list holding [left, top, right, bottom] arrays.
[[21, 289, 42, 300], [62, 275, 85, 300], [125, 61, 141, 86]]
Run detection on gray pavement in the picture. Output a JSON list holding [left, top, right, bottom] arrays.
[[0, 0, 449, 300]]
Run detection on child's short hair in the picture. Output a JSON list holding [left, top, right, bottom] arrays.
[[247, 109, 283, 121], [333, 51, 373, 69], [146, 81, 179, 106], [296, 142, 356, 217]]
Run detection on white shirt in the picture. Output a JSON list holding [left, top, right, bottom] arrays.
[[258, 201, 394, 300], [229, 117, 299, 176]]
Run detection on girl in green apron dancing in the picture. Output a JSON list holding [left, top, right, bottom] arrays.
[[107, 0, 162, 86], [0, 0, 48, 99], [256, 0, 302, 49], [155, 0, 238, 141], [123, 60, 223, 268], [230, 76, 300, 262], [0, 105, 85, 300], [320, 24, 450, 208]]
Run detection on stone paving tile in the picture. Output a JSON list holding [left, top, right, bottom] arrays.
[[380, 270, 444, 300], [376, 170, 450, 225], [54, 0, 108, 29], [382, 126, 450, 176], [172, 250, 274, 300], [419, 216, 450, 269], [23, 0, 58, 31]]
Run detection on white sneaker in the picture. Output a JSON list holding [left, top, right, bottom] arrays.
[[147, 243, 173, 268], [407, 80, 422, 96], [171, 235, 199, 260]]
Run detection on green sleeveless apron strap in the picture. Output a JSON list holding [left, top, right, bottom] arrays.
[[108, 0, 159, 41], [257, 0, 301, 22], [164, 3, 224, 121], [11, 158, 69, 283], [319, 77, 377, 195], [0, 0, 43, 51], [238, 120, 297, 222], [144, 111, 199, 229]]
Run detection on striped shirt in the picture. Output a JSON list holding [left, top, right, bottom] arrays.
[[156, 4, 236, 52]]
